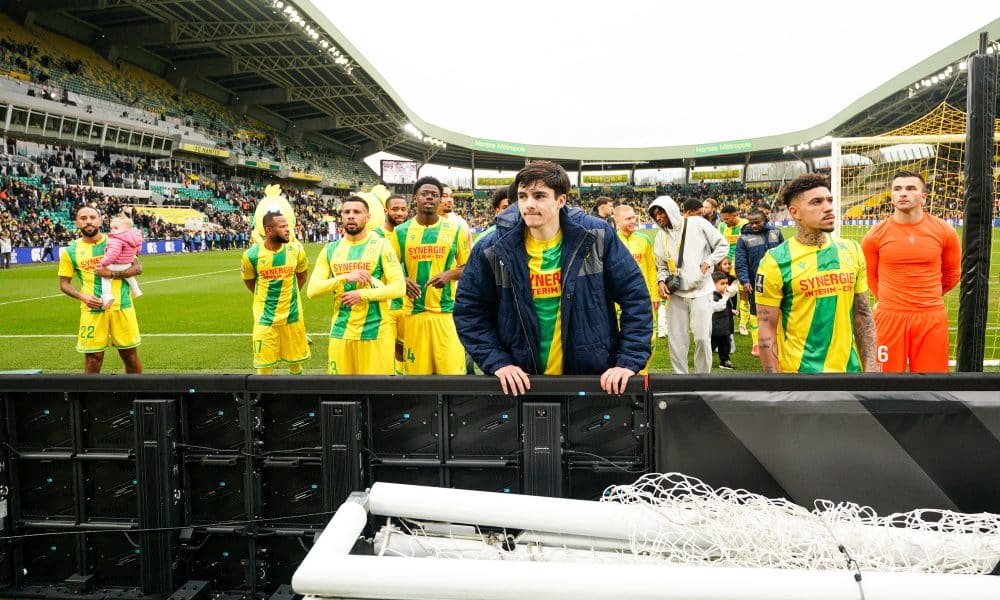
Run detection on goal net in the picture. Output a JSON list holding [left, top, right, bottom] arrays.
[[828, 103, 1000, 368], [292, 474, 1000, 600]]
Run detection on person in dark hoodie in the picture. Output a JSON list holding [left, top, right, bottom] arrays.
[[647, 195, 729, 374], [455, 161, 651, 396]]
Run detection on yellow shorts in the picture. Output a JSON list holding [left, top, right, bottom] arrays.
[[252, 320, 310, 368], [384, 308, 405, 343], [76, 308, 141, 353], [403, 311, 465, 375], [328, 331, 394, 375]]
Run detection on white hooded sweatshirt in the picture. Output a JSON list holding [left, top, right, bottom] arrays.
[[647, 195, 729, 299]]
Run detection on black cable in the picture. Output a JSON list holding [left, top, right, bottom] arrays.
[[0, 509, 336, 543], [562, 449, 646, 473], [838, 544, 863, 583]]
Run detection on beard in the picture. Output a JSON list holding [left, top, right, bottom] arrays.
[[343, 222, 364, 235], [80, 225, 99, 237]]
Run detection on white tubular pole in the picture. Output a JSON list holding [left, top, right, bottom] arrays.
[[367, 481, 692, 541], [292, 499, 367, 592], [374, 530, 633, 563], [294, 553, 1000, 600], [830, 138, 842, 237]]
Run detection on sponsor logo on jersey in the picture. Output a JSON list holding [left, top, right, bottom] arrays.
[[258, 265, 295, 279], [531, 271, 561, 297]]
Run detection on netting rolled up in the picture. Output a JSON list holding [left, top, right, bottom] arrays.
[[603, 472, 1000, 574]]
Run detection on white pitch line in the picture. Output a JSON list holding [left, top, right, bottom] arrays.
[[0, 268, 238, 306]]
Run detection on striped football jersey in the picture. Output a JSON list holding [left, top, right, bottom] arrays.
[[755, 236, 868, 373]]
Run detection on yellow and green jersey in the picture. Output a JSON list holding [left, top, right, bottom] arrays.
[[312, 234, 404, 341], [391, 218, 470, 315], [58, 235, 135, 312], [618, 230, 658, 303], [526, 232, 563, 375], [241, 241, 308, 326], [372, 226, 403, 312], [719, 218, 748, 264], [756, 237, 868, 373]]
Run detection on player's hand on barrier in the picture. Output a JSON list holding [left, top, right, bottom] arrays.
[[495, 364, 531, 397], [344, 270, 372, 285], [600, 366, 635, 395], [340, 290, 363, 306]]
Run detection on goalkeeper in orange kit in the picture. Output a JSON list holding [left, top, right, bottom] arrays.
[[861, 171, 961, 372]]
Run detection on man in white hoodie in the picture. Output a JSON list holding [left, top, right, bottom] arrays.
[[648, 196, 729, 374]]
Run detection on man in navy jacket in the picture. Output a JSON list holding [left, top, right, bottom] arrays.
[[734, 208, 784, 356], [454, 161, 651, 396]]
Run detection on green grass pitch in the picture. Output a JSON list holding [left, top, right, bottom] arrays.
[[0, 226, 996, 374]]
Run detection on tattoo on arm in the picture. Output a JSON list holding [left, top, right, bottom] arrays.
[[756, 306, 781, 373], [852, 294, 877, 371]]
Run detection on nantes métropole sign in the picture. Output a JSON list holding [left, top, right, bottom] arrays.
[[694, 139, 753, 156]]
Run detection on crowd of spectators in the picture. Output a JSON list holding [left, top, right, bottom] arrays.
[[455, 181, 785, 230], [0, 147, 347, 255], [1, 18, 378, 189], [5, 145, 997, 260]]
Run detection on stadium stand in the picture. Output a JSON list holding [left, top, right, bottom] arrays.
[[0, 14, 379, 199]]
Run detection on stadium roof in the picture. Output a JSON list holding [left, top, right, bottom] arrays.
[[10, 0, 1000, 171]]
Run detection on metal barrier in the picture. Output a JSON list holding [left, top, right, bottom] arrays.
[[0, 373, 996, 598]]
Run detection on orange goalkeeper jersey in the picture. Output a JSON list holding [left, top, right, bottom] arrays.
[[860, 213, 961, 311]]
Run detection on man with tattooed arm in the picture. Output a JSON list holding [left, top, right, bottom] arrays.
[[754, 174, 876, 373]]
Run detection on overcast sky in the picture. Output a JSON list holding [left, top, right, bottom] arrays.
[[312, 0, 997, 149]]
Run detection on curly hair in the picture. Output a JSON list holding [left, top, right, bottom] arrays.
[[779, 173, 830, 206]]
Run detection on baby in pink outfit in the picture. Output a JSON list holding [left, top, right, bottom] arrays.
[[100, 215, 143, 309]]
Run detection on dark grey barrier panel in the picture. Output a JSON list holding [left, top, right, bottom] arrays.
[[246, 376, 650, 503], [5, 373, 994, 598], [650, 374, 1000, 515]]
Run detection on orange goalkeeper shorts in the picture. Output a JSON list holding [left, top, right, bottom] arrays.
[[873, 306, 949, 373]]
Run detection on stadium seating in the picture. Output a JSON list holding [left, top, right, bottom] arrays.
[[0, 15, 379, 192]]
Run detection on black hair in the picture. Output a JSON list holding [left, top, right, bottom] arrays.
[[711, 271, 730, 283], [779, 173, 830, 206], [720, 204, 738, 214], [75, 204, 101, 218], [412, 176, 443, 197], [514, 161, 570, 198], [491, 186, 509, 210], [682, 198, 705, 213], [891, 170, 926, 191], [262, 210, 284, 229], [342, 195, 369, 212]]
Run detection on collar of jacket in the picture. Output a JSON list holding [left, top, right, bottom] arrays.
[[492, 206, 595, 284]]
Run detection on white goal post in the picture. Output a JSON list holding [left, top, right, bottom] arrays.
[[292, 475, 1000, 600]]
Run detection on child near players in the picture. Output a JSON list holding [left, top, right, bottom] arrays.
[[710, 271, 739, 369], [99, 215, 143, 309]]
